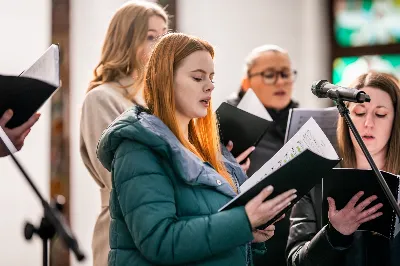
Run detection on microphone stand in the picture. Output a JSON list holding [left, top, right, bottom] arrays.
[[0, 131, 85, 265], [332, 91, 400, 226]]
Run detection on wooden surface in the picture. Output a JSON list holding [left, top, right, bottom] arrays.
[[50, 0, 70, 265]]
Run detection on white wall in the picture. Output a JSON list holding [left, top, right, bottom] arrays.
[[177, 0, 332, 109], [0, 0, 51, 265], [70, 0, 129, 265]]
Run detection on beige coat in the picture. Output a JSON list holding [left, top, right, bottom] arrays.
[[80, 77, 136, 266]]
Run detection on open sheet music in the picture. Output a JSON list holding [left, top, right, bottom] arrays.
[[20, 44, 60, 87], [219, 118, 340, 228], [241, 117, 339, 192], [284, 107, 339, 150]]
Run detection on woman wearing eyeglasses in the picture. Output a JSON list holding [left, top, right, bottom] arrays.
[[227, 44, 298, 266]]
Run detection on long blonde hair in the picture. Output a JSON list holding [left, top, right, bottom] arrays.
[[88, 1, 168, 101], [144, 33, 236, 191], [337, 72, 400, 174]]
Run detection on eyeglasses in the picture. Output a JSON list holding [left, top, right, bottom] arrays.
[[248, 69, 297, 85]]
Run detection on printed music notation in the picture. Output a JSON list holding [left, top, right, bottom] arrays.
[[240, 117, 339, 193]]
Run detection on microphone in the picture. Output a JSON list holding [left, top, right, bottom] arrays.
[[311, 80, 371, 103]]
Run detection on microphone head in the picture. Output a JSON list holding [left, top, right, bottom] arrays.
[[357, 92, 371, 103], [311, 80, 329, 98]]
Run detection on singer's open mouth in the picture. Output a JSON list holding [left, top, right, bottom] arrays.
[[362, 135, 375, 140], [274, 91, 286, 96]]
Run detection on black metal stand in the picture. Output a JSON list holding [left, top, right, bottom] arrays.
[[334, 97, 400, 223], [24, 195, 67, 266], [0, 135, 85, 265]]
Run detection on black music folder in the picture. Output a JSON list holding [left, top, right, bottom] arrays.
[[285, 107, 339, 150], [0, 44, 60, 128], [219, 118, 341, 228], [322, 168, 400, 239], [216, 102, 272, 158]]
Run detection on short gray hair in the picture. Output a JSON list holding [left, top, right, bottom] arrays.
[[244, 44, 288, 74]]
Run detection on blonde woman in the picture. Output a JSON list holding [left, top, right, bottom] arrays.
[[79, 1, 168, 265]]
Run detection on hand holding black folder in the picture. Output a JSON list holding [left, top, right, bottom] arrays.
[[0, 108, 40, 157], [0, 44, 59, 129], [0, 75, 56, 129], [219, 118, 341, 228], [216, 102, 272, 158], [245, 185, 297, 230], [322, 168, 400, 239]]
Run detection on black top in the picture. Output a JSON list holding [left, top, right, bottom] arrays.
[[286, 183, 397, 266], [226, 90, 299, 177]]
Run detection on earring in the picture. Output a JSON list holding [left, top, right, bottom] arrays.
[[241, 78, 251, 91]]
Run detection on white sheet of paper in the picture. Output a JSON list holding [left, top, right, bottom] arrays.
[[0, 126, 17, 154], [20, 44, 60, 88], [237, 89, 273, 121], [240, 117, 338, 192]]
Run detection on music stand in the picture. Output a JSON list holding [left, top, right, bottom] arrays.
[[0, 126, 85, 266]]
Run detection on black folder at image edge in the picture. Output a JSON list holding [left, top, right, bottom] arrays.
[[0, 75, 57, 128], [322, 168, 400, 239]]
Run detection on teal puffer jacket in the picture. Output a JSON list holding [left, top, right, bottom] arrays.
[[97, 106, 256, 266]]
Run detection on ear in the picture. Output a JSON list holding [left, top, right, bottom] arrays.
[[241, 77, 251, 91]]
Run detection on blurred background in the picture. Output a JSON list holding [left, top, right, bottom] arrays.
[[0, 0, 399, 265]]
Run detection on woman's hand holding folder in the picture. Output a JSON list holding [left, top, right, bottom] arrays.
[[328, 191, 383, 236], [245, 185, 297, 229], [251, 214, 285, 242], [0, 109, 40, 157], [252, 224, 276, 242], [226, 140, 255, 173]]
